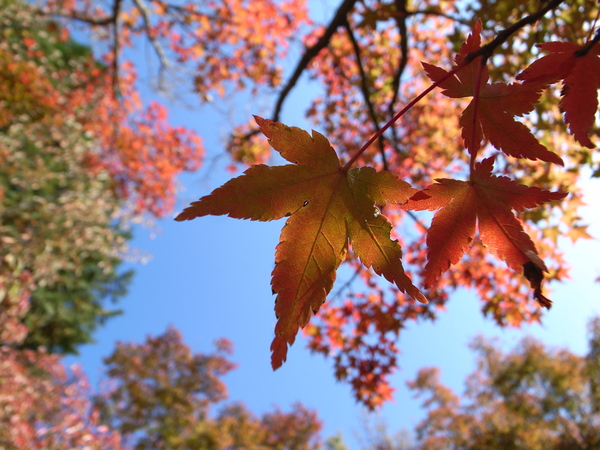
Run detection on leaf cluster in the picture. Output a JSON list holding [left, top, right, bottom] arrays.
[[177, 0, 599, 408], [0, 1, 134, 351], [32, 0, 600, 410]]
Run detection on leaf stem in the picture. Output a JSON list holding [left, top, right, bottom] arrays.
[[343, 60, 470, 170]]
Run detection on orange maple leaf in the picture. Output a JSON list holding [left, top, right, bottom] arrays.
[[401, 157, 567, 308], [517, 39, 600, 148], [422, 21, 563, 165], [176, 116, 426, 369]]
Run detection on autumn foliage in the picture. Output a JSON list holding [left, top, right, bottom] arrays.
[[96, 328, 322, 449], [177, 116, 427, 369], [407, 317, 600, 448], [177, 0, 599, 407], [1, 0, 598, 425]]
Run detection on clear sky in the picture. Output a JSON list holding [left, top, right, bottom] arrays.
[[65, 2, 600, 447]]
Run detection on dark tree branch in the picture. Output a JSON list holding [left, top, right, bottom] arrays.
[[467, 0, 567, 61], [272, 0, 359, 122], [343, 20, 388, 171], [40, 0, 123, 96], [387, 0, 409, 155], [111, 0, 123, 98], [388, 0, 408, 118]]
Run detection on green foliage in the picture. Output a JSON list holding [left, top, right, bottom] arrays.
[[324, 433, 350, 450], [21, 260, 132, 353], [0, 0, 132, 351]]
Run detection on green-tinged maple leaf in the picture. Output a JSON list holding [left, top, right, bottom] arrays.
[[422, 21, 564, 165], [401, 157, 567, 308], [176, 116, 426, 369], [517, 40, 600, 148]]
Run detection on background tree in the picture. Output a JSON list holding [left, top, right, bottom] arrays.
[[406, 316, 600, 449], [96, 327, 323, 449], [0, 346, 125, 449], [0, 0, 203, 351], [33, 0, 600, 408], [0, 0, 128, 350], [0, 327, 325, 449]]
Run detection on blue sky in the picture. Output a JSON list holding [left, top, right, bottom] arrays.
[[64, 2, 600, 446]]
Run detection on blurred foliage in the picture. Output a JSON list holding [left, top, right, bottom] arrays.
[[0, 0, 131, 351], [0, 0, 597, 424], [407, 317, 600, 449], [0, 326, 325, 449], [96, 327, 323, 449], [0, 346, 125, 449]]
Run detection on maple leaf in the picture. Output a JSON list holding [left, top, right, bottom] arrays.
[[517, 40, 600, 148], [401, 157, 567, 308], [176, 117, 426, 369], [422, 21, 564, 165]]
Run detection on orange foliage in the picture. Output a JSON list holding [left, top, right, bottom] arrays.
[[177, 117, 425, 369], [33, 0, 600, 409], [177, 1, 598, 408]]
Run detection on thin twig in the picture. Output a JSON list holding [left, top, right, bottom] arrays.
[[343, 19, 388, 170], [132, 0, 172, 87]]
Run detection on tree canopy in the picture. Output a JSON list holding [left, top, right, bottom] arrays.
[[0, 326, 324, 449], [172, 0, 598, 407], [0, 1, 598, 443], [0, 0, 204, 351], [95, 327, 323, 449], [407, 317, 600, 449]]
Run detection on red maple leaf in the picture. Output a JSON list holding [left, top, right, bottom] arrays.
[[517, 39, 600, 148], [401, 157, 567, 308], [176, 117, 426, 369], [422, 21, 564, 165]]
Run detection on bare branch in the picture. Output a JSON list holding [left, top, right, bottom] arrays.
[[467, 0, 567, 61], [272, 0, 358, 122], [343, 20, 388, 171], [111, 0, 123, 97], [132, 0, 172, 86]]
